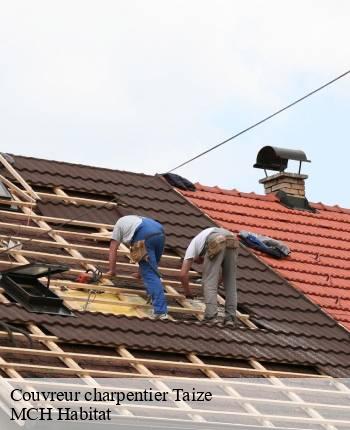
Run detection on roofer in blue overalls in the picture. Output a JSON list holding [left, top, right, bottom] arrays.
[[106, 215, 168, 320]]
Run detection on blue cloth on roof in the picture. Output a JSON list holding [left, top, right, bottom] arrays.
[[132, 218, 167, 314], [238, 231, 290, 259]]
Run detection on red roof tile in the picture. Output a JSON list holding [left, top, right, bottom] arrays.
[[181, 184, 350, 331]]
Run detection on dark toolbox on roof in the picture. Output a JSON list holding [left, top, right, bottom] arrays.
[[0, 263, 74, 316]]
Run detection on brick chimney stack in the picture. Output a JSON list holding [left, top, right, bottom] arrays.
[[259, 172, 308, 197], [254, 146, 313, 211]]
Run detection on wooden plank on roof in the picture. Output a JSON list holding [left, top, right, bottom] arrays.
[[0, 331, 58, 342], [3, 248, 192, 276], [55, 292, 203, 315], [49, 279, 185, 299], [0, 174, 35, 202], [0, 154, 40, 200], [116, 346, 206, 423], [0, 209, 112, 229], [0, 199, 36, 207], [0, 232, 181, 263], [0, 346, 328, 378], [0, 221, 110, 241], [39, 191, 119, 207]]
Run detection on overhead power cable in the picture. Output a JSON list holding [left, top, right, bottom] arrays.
[[0, 69, 349, 259], [168, 69, 350, 173]]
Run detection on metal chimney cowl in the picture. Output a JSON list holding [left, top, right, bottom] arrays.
[[253, 146, 310, 197]]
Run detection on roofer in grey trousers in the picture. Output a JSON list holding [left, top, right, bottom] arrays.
[[180, 227, 239, 326]]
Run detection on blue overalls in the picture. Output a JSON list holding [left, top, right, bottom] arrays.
[[131, 217, 167, 315]]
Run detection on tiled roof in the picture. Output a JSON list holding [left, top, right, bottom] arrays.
[[181, 183, 350, 330], [0, 303, 349, 375], [0, 154, 349, 376], [9, 155, 212, 254]]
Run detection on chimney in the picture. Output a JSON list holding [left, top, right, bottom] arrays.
[[253, 146, 315, 212], [259, 172, 308, 197]]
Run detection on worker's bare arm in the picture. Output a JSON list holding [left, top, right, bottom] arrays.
[[193, 256, 204, 264], [131, 270, 141, 279], [180, 258, 194, 298], [107, 239, 120, 276]]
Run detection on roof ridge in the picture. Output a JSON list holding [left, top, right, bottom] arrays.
[[10, 156, 350, 214], [194, 182, 350, 214], [10, 153, 154, 179]]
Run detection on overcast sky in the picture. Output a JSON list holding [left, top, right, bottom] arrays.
[[0, 1, 349, 206]]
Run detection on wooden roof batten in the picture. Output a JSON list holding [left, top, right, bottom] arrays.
[[0, 154, 40, 201]]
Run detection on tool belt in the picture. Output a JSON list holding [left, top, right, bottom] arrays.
[[129, 232, 164, 264], [206, 234, 239, 260], [130, 240, 148, 263]]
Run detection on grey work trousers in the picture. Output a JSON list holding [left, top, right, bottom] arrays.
[[202, 229, 238, 320]]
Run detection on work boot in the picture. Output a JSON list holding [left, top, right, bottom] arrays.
[[150, 311, 168, 321], [158, 313, 169, 320], [223, 316, 236, 328], [203, 314, 219, 324]]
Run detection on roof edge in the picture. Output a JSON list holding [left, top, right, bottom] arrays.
[[192, 182, 350, 215], [8, 153, 154, 179]]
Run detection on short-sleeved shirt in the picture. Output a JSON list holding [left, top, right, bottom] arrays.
[[111, 215, 143, 244], [184, 227, 216, 260]]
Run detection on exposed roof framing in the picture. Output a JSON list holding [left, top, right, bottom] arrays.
[[37, 190, 119, 207], [0, 174, 35, 203], [0, 153, 39, 201], [0, 208, 113, 229]]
